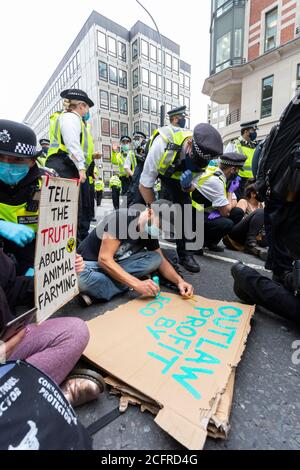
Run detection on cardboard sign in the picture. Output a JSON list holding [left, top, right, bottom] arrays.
[[34, 176, 80, 323], [84, 293, 254, 450]]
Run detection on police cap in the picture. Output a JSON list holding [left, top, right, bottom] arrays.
[[60, 89, 94, 108], [167, 106, 187, 118], [39, 138, 50, 146], [220, 152, 247, 168], [240, 120, 259, 131], [120, 136, 132, 143], [0, 120, 37, 159], [193, 123, 223, 159], [133, 131, 147, 140]]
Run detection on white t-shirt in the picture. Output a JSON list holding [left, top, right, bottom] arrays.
[[194, 169, 230, 208], [59, 112, 85, 171], [124, 153, 132, 171]]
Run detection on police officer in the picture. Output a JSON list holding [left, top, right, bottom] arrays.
[[109, 175, 122, 210], [139, 123, 223, 273], [188, 153, 246, 253], [167, 106, 188, 129], [225, 120, 259, 199], [0, 120, 42, 276], [127, 131, 148, 207], [35, 138, 50, 167], [111, 136, 136, 196], [95, 175, 104, 207]]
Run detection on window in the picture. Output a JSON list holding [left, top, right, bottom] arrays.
[[234, 29, 242, 57], [158, 75, 162, 90], [185, 75, 190, 90], [151, 123, 157, 135], [212, 111, 218, 120], [180, 73, 184, 87], [120, 96, 128, 115], [134, 122, 140, 133], [102, 145, 111, 162], [179, 94, 184, 106], [100, 90, 109, 110], [109, 65, 118, 85], [97, 31, 106, 51], [219, 108, 226, 117], [110, 93, 119, 112], [142, 95, 150, 113], [120, 123, 128, 137], [219, 121, 225, 129], [119, 69, 127, 89], [150, 72, 157, 90], [101, 118, 110, 136], [166, 78, 172, 96], [150, 44, 157, 63], [133, 95, 140, 114], [165, 53, 172, 70], [173, 57, 179, 74], [142, 68, 149, 86], [261, 75, 274, 118], [132, 40, 139, 61], [173, 82, 179, 98], [111, 120, 119, 138], [216, 32, 231, 66], [151, 98, 157, 115], [108, 37, 117, 57], [141, 121, 150, 137], [99, 61, 108, 81], [265, 8, 278, 52], [185, 96, 190, 109], [133, 68, 139, 88], [118, 42, 126, 62], [141, 40, 149, 59]]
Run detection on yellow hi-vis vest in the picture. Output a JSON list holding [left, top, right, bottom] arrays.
[[149, 126, 192, 180], [0, 179, 42, 233], [85, 124, 95, 167], [234, 140, 255, 179], [95, 180, 104, 192], [109, 176, 122, 189], [47, 112, 90, 163], [192, 167, 227, 214], [111, 150, 136, 178]]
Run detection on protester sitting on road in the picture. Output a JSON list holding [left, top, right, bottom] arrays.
[[0, 249, 104, 408], [187, 153, 246, 253], [223, 181, 268, 260], [77, 200, 194, 305]]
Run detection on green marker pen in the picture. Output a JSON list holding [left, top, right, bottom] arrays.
[[152, 276, 160, 298]]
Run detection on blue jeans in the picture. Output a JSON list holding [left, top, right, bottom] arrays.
[[79, 251, 162, 301]]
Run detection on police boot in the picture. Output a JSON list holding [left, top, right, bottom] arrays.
[[245, 240, 268, 261], [178, 254, 201, 273]]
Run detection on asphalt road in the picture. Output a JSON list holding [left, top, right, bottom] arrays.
[[57, 200, 300, 451]]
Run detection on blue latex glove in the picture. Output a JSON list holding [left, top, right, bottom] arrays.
[[0, 221, 35, 248], [228, 176, 241, 194], [208, 211, 221, 221], [180, 170, 193, 191], [25, 268, 35, 277]]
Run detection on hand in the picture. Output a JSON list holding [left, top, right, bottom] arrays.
[[180, 170, 193, 191], [25, 268, 35, 277], [228, 176, 241, 193], [134, 279, 160, 298], [0, 329, 26, 362], [178, 280, 194, 298], [79, 170, 87, 184], [75, 254, 85, 274], [112, 143, 119, 153], [208, 211, 221, 221], [0, 221, 35, 248], [93, 152, 102, 160]]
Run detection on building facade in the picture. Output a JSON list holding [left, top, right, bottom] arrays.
[[203, 0, 300, 144], [207, 102, 229, 130], [24, 11, 191, 184]]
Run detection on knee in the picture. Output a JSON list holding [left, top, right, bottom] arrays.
[[63, 317, 90, 351], [148, 252, 163, 272], [230, 208, 244, 224], [223, 219, 235, 233]]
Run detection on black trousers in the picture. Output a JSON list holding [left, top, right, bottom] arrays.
[[89, 183, 95, 220], [230, 209, 265, 246], [203, 208, 244, 247], [232, 264, 300, 325], [120, 176, 131, 196], [46, 153, 79, 179], [95, 191, 103, 207], [127, 163, 145, 208], [160, 178, 194, 256], [111, 187, 120, 210], [78, 180, 91, 242]]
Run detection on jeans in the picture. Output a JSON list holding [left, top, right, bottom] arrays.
[[79, 251, 162, 301]]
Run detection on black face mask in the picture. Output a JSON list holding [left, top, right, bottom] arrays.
[[178, 117, 186, 129]]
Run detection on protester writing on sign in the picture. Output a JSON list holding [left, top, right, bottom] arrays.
[[0, 249, 104, 408], [78, 200, 194, 306]]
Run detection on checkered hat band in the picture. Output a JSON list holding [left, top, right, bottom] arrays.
[[220, 159, 243, 166], [192, 138, 211, 160], [14, 142, 36, 156]]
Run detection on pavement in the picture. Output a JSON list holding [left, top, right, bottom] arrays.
[[57, 200, 300, 451]]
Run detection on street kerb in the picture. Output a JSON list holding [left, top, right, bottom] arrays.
[[83, 293, 254, 450]]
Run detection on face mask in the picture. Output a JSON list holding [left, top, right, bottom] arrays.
[[178, 117, 186, 129], [121, 145, 129, 153], [185, 153, 205, 172], [42, 147, 49, 154], [145, 224, 160, 238], [83, 111, 90, 122], [249, 131, 257, 141], [133, 140, 141, 150], [0, 162, 30, 186]]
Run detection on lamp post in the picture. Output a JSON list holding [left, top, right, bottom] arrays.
[[136, 0, 165, 127]]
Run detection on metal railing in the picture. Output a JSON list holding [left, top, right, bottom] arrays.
[[213, 57, 246, 75], [226, 109, 240, 126]]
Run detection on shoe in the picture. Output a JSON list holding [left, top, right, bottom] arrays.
[[79, 294, 93, 307], [245, 244, 268, 261], [179, 255, 201, 273], [205, 244, 225, 253], [272, 271, 295, 292], [231, 263, 255, 305], [61, 369, 106, 408], [194, 249, 204, 257]]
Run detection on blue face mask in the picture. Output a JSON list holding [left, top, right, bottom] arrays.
[[250, 131, 257, 141], [145, 224, 160, 238], [0, 162, 30, 186], [178, 117, 186, 129], [83, 112, 90, 122]]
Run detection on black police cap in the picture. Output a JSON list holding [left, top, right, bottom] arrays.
[[220, 152, 247, 168], [60, 89, 94, 108], [193, 123, 223, 158], [168, 106, 187, 118], [240, 120, 259, 131], [0, 120, 37, 159]]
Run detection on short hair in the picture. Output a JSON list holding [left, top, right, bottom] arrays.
[[244, 179, 257, 199]]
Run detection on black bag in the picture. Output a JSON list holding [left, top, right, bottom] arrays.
[[0, 361, 92, 450]]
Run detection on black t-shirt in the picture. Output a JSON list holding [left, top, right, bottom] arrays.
[[78, 209, 160, 262]]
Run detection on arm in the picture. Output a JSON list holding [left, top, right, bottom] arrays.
[[139, 137, 165, 204], [124, 154, 133, 177], [156, 249, 194, 297], [237, 199, 247, 213], [60, 113, 86, 171], [99, 234, 159, 297], [218, 193, 235, 217]]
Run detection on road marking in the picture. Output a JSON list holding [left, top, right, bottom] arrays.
[[160, 241, 269, 273]]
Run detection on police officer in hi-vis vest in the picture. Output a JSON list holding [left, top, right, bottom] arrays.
[[225, 120, 259, 200], [111, 136, 136, 196], [0, 120, 43, 276], [139, 109, 223, 274], [109, 175, 122, 211]]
